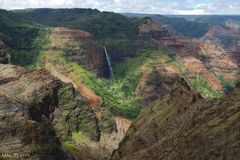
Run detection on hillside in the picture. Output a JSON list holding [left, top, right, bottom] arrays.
[[113, 79, 240, 160], [123, 13, 210, 38], [19, 8, 143, 40]]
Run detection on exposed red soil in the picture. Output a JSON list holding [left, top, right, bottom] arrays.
[[45, 55, 102, 108], [181, 57, 222, 90], [114, 116, 132, 134], [139, 19, 166, 33], [74, 82, 102, 108]]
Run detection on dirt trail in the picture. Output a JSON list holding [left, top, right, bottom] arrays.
[[45, 56, 102, 108], [74, 82, 102, 107]]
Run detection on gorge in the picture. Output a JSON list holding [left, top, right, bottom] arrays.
[[0, 8, 240, 160]]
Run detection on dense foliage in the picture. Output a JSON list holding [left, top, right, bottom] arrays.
[[20, 8, 144, 40], [65, 52, 149, 119], [0, 9, 48, 49]]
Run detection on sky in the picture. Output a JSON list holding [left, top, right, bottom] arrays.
[[0, 0, 240, 15]]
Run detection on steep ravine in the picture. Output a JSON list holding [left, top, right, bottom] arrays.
[[44, 27, 133, 159], [45, 55, 132, 159]]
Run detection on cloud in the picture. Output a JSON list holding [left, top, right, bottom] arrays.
[[0, 0, 239, 15], [174, 3, 211, 15]]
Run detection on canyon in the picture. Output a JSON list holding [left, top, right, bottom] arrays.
[[0, 8, 240, 160]]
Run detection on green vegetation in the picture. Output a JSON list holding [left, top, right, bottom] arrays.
[[72, 131, 90, 142], [58, 84, 75, 104], [98, 110, 116, 133], [44, 49, 147, 119], [0, 9, 51, 69], [189, 76, 223, 98], [219, 75, 238, 93], [63, 141, 77, 152], [103, 38, 138, 61], [0, 10, 49, 49], [113, 52, 149, 78], [16, 9, 147, 64], [152, 15, 210, 38], [20, 8, 145, 40], [13, 50, 46, 69], [144, 49, 225, 99], [64, 52, 150, 119]]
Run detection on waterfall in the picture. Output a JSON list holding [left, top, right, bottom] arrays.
[[103, 46, 113, 77]]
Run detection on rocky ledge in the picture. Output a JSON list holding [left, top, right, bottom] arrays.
[[0, 64, 99, 160]]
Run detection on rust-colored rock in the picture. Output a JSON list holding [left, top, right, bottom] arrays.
[[50, 27, 110, 77]]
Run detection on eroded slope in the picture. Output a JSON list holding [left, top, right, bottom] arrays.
[[113, 80, 240, 160]]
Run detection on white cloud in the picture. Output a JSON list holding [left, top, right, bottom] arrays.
[[174, 3, 211, 15], [174, 9, 207, 15], [0, 0, 240, 15]]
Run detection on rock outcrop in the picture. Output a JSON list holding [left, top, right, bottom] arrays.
[[138, 19, 171, 40], [53, 83, 100, 141], [0, 64, 68, 160], [0, 64, 100, 159], [113, 79, 240, 160]]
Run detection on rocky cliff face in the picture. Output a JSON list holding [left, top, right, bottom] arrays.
[[201, 25, 240, 67], [138, 19, 171, 40], [113, 79, 240, 160], [50, 27, 110, 77], [0, 64, 99, 160], [0, 64, 68, 160], [53, 83, 100, 141], [0, 40, 10, 64]]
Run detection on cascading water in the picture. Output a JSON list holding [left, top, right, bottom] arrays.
[[103, 46, 113, 77]]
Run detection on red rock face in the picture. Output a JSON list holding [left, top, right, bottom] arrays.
[[201, 25, 240, 67], [136, 19, 240, 94], [138, 19, 168, 33], [47, 27, 106, 107], [50, 27, 109, 77], [181, 56, 223, 90]]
